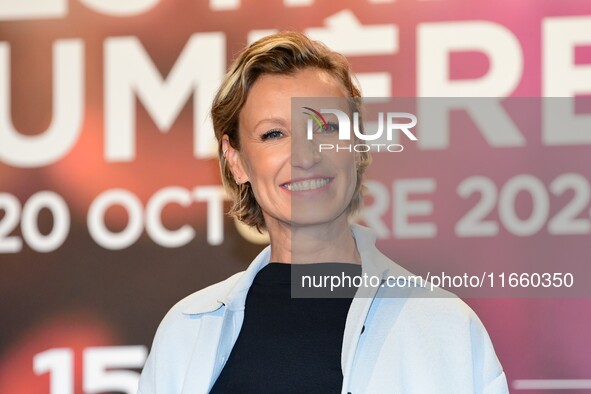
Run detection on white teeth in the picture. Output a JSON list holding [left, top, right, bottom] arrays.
[[285, 178, 330, 192]]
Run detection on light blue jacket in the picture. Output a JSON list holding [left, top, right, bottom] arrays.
[[138, 224, 509, 394]]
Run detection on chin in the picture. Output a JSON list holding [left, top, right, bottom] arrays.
[[290, 209, 347, 227]]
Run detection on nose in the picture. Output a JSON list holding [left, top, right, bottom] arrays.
[[291, 134, 321, 170]]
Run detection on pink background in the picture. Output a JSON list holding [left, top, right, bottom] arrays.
[[1, 0, 590, 392]]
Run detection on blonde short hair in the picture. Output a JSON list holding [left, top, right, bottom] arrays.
[[211, 32, 370, 231]]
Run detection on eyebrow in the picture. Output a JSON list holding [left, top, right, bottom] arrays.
[[254, 117, 288, 130]]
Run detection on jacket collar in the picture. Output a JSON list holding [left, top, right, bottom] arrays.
[[181, 224, 407, 315], [220, 245, 271, 311], [352, 223, 415, 286], [181, 246, 271, 315]]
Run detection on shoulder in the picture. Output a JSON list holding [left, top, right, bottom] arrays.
[[373, 283, 507, 392], [370, 284, 482, 338], [375, 251, 507, 383], [371, 245, 479, 325], [138, 272, 246, 394], [352, 225, 508, 391], [364, 289, 507, 392], [147, 271, 245, 354]]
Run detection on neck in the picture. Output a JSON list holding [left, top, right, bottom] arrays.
[[266, 215, 361, 264]]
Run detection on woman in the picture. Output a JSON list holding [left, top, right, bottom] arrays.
[[138, 32, 508, 394]]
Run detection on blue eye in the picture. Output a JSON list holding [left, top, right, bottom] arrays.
[[316, 121, 339, 133], [261, 129, 283, 140]]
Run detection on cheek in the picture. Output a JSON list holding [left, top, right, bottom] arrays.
[[238, 149, 258, 180], [338, 153, 357, 177], [345, 158, 359, 195], [330, 152, 357, 193], [243, 149, 283, 188], [348, 167, 358, 194]]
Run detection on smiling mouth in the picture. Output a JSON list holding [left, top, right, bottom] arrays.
[[282, 178, 332, 192]]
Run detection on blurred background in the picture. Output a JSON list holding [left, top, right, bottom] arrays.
[[1, 0, 590, 392]]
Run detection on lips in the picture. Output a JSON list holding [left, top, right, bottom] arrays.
[[282, 177, 332, 192]]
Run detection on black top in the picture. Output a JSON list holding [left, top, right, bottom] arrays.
[[209, 262, 361, 394]]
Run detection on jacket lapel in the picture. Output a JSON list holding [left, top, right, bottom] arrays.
[[180, 309, 226, 394], [341, 225, 412, 392], [180, 246, 272, 394], [341, 293, 378, 392]]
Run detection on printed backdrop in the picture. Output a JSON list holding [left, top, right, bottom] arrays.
[[1, 0, 590, 392]]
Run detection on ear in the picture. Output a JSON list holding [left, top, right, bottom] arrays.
[[222, 135, 250, 184]]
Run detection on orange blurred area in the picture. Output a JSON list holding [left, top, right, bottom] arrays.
[[45, 109, 223, 228], [0, 313, 116, 394]]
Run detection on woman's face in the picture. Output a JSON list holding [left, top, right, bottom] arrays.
[[224, 67, 358, 230]]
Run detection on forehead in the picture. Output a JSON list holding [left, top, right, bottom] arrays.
[[239, 68, 347, 126]]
